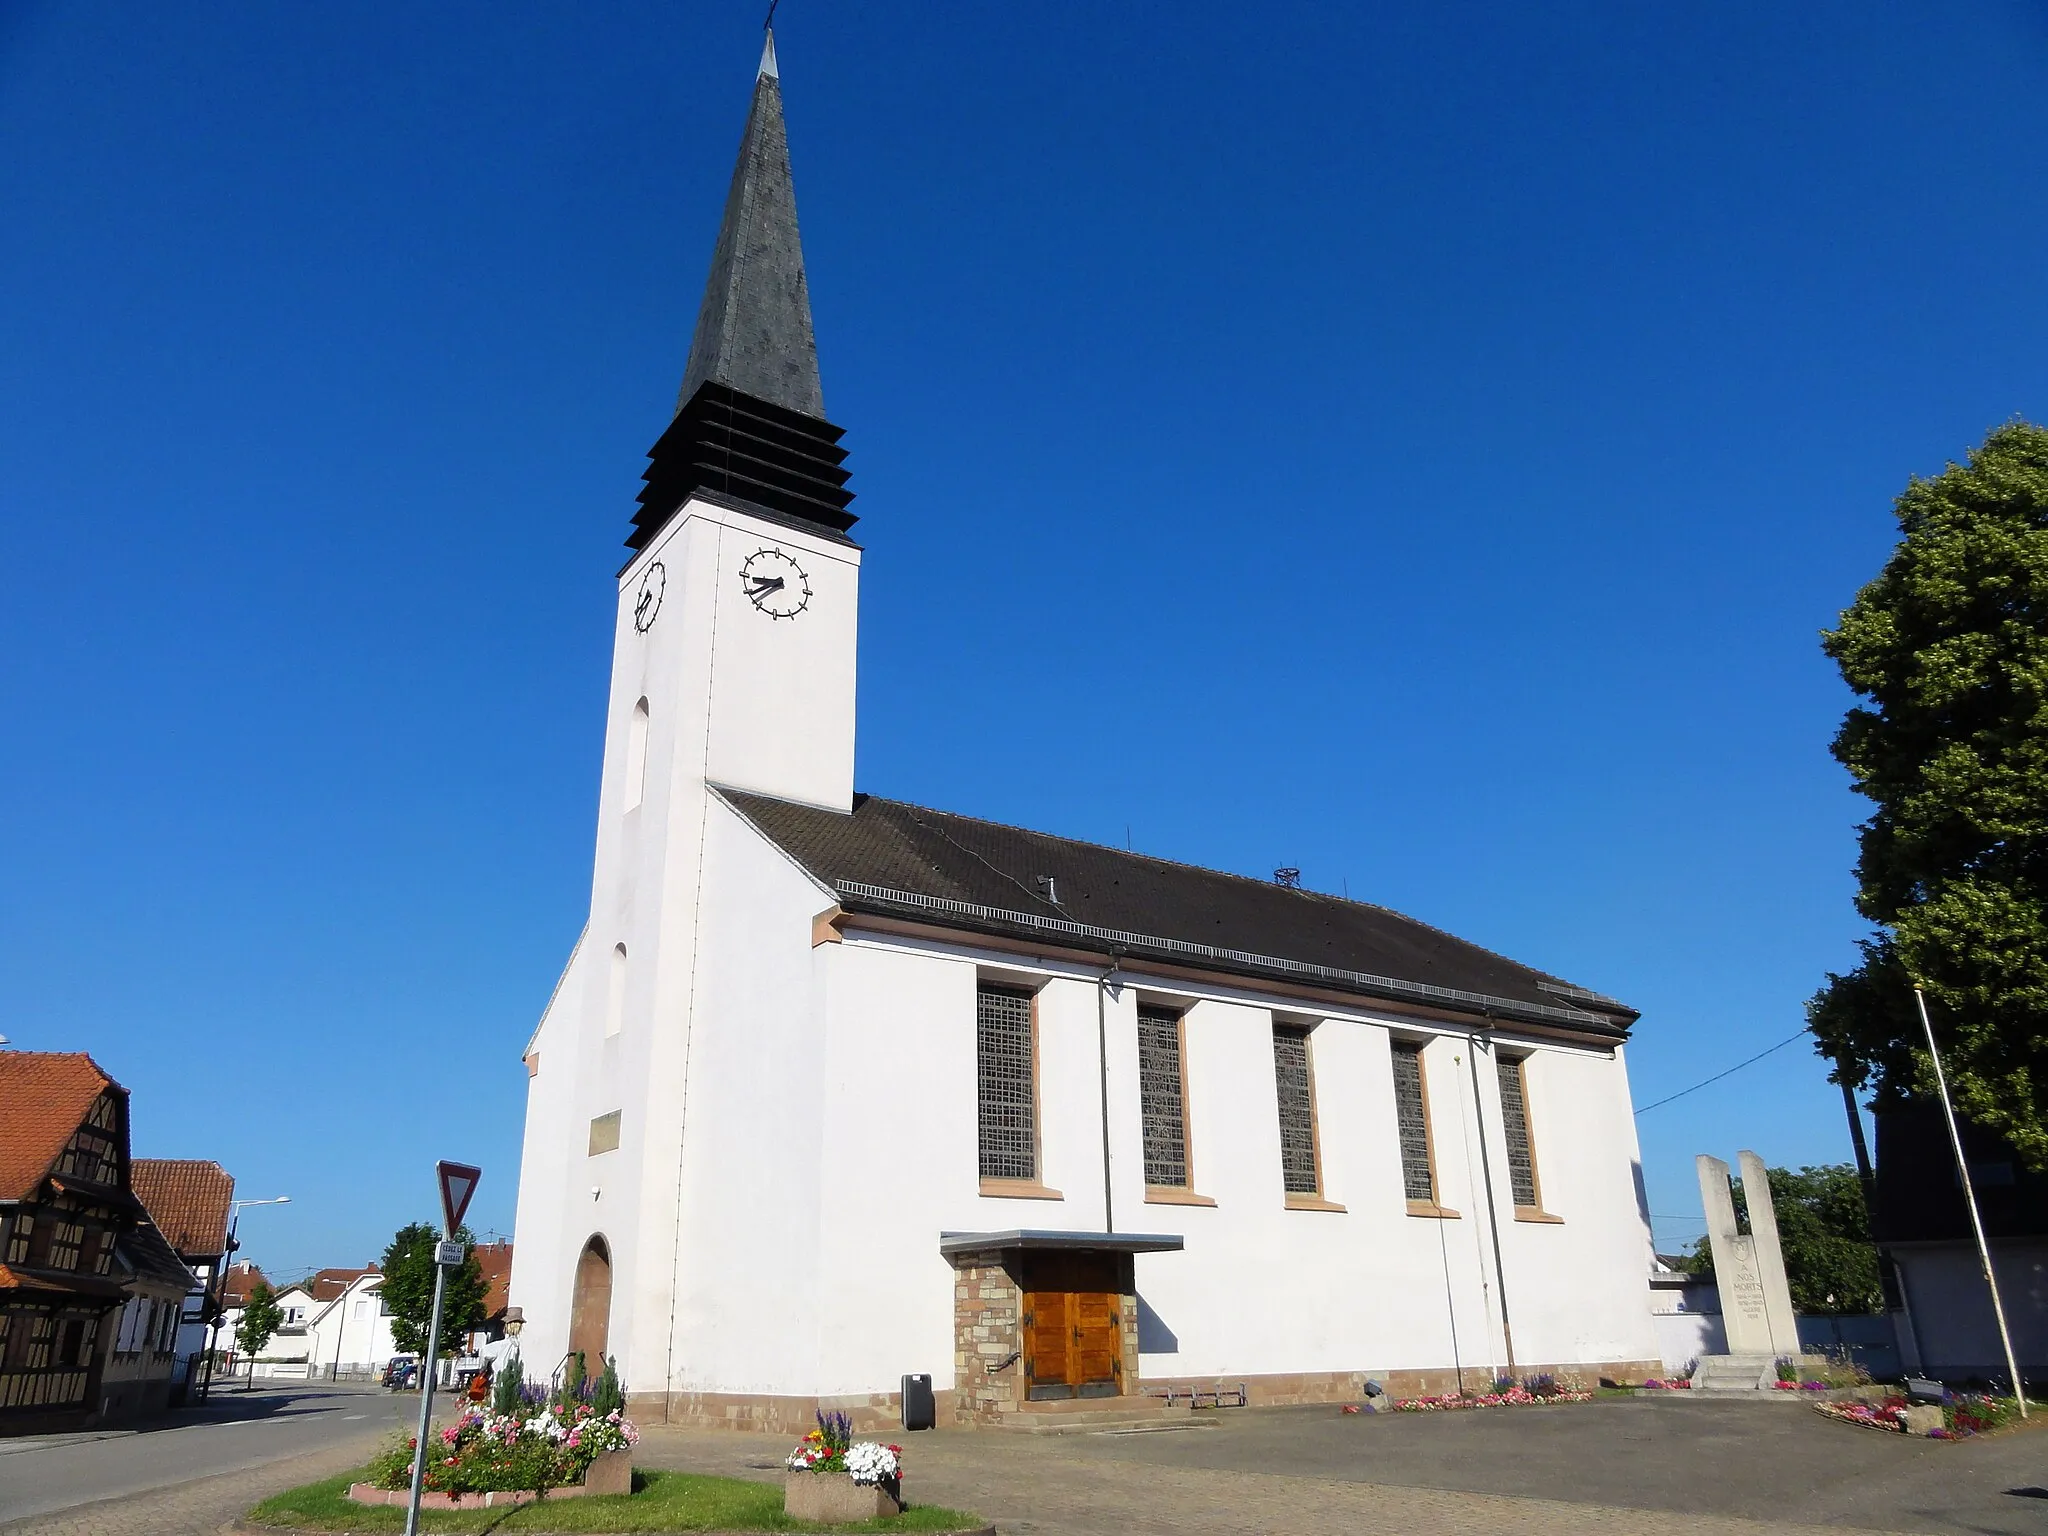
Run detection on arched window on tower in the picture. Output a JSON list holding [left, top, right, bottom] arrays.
[[623, 698, 649, 811], [606, 944, 627, 1038]]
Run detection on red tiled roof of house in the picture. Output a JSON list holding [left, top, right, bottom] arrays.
[[220, 1261, 271, 1306], [305, 1266, 377, 1303], [130, 1159, 235, 1258], [0, 1052, 118, 1200], [474, 1242, 513, 1319]]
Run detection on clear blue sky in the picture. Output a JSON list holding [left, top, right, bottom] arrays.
[[2, 2, 2044, 1279]]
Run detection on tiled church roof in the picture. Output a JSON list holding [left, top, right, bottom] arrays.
[[719, 791, 1636, 1038]]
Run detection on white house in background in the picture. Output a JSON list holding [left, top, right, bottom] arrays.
[[509, 30, 1663, 1431], [243, 1267, 379, 1378], [301, 1271, 401, 1378]]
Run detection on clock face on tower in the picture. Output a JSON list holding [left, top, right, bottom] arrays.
[[739, 548, 811, 619], [633, 562, 665, 633]]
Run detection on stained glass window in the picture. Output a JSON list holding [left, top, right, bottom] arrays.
[[1497, 1056, 1539, 1208], [977, 984, 1037, 1180], [1138, 1007, 1189, 1188], [1391, 1042, 1435, 1203], [1272, 1026, 1320, 1195]]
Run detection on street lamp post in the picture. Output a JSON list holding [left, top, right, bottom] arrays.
[[203, 1196, 290, 1400]]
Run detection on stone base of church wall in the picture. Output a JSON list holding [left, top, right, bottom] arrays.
[[1140, 1359, 1665, 1406], [627, 1388, 958, 1436], [625, 1358, 1662, 1433]]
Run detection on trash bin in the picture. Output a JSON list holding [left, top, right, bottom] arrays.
[[901, 1373, 935, 1431]]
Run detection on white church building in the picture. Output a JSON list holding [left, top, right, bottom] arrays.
[[509, 31, 1662, 1430]]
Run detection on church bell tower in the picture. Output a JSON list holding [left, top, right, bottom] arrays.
[[509, 26, 859, 1394], [608, 24, 859, 818]]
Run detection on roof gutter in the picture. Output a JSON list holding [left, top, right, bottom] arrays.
[[832, 881, 1633, 1037]]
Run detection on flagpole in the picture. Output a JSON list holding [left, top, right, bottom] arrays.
[[1914, 987, 2027, 1416]]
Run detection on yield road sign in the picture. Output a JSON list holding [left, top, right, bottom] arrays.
[[437, 1160, 482, 1236]]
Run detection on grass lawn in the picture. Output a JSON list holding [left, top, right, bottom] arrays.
[[245, 1469, 983, 1533]]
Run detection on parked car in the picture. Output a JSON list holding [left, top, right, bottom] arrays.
[[381, 1356, 419, 1390]]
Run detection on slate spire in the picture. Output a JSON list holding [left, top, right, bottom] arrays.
[[631, 26, 855, 551], [676, 26, 824, 419]]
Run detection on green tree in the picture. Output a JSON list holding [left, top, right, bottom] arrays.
[[378, 1222, 488, 1359], [1679, 1163, 1883, 1314], [236, 1281, 283, 1357], [1808, 420, 2048, 1164]]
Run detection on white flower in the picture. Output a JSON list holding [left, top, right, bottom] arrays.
[[843, 1441, 900, 1485]]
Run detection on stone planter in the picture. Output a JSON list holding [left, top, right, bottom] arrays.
[[347, 1450, 634, 1509], [582, 1449, 634, 1495], [784, 1471, 902, 1522]]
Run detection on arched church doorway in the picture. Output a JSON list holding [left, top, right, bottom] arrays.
[[568, 1236, 612, 1365]]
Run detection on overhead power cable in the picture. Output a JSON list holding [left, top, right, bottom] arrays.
[[1634, 1030, 1809, 1115]]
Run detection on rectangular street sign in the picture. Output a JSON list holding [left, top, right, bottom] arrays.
[[436, 1160, 482, 1236], [434, 1239, 466, 1267]]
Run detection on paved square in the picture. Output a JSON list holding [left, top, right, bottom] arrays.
[[3, 1392, 2044, 1535], [632, 1396, 2048, 1536]]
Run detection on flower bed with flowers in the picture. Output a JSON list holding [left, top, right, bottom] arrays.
[[1391, 1374, 1594, 1412], [363, 1400, 640, 1497], [786, 1413, 903, 1487], [1814, 1390, 2020, 1440]]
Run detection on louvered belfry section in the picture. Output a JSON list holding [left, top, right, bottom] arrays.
[[629, 30, 855, 553]]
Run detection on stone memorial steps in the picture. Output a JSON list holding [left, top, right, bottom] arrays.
[[987, 1398, 1203, 1434]]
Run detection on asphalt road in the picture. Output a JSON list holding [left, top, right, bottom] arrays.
[[0, 1380, 409, 1527]]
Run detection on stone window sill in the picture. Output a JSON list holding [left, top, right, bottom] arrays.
[[1406, 1200, 1461, 1219], [1514, 1206, 1564, 1224], [979, 1178, 1064, 1201], [1284, 1193, 1347, 1213], [1144, 1187, 1217, 1207]]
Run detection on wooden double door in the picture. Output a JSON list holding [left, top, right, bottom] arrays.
[[1022, 1253, 1123, 1400]]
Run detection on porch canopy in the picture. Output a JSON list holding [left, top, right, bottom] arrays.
[[938, 1229, 1183, 1257]]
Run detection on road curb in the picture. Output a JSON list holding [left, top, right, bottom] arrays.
[[225, 1525, 997, 1535]]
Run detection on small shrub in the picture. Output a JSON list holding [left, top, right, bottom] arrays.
[[591, 1355, 626, 1417], [364, 1437, 415, 1491], [559, 1350, 587, 1407], [1810, 1346, 1871, 1389], [1525, 1373, 1561, 1399], [490, 1350, 526, 1416], [1774, 1357, 1799, 1384], [1490, 1374, 1517, 1396]]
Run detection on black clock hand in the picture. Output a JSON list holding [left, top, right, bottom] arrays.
[[747, 576, 786, 595]]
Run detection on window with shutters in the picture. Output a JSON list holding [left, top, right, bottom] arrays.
[[4, 1216, 29, 1265], [1497, 1055, 1546, 1214], [23, 1317, 54, 1369], [977, 984, 1038, 1183], [1390, 1041, 1444, 1209], [1272, 1025, 1329, 1202], [1137, 1006, 1190, 1190]]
